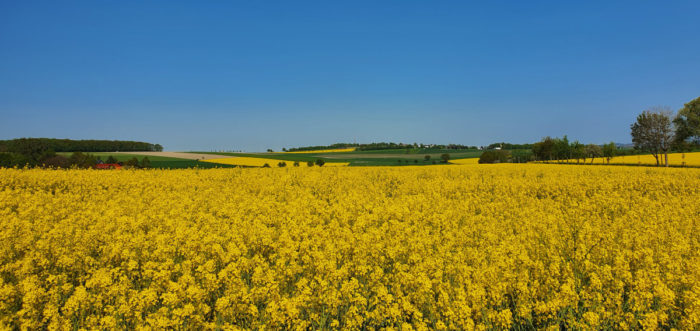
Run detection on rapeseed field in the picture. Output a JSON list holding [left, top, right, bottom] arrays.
[[1, 165, 698, 329], [554, 151, 700, 167]]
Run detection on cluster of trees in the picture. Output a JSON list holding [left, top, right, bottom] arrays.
[[630, 98, 700, 166], [0, 138, 162, 153], [531, 136, 616, 164]]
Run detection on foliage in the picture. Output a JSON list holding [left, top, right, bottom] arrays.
[[0, 165, 698, 329], [478, 150, 512, 164], [673, 96, 700, 147], [602, 142, 617, 164], [0, 138, 162, 153]]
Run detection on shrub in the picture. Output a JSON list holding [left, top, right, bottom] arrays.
[[307, 161, 314, 167], [262, 163, 271, 168], [278, 162, 287, 167], [315, 159, 325, 167], [140, 157, 151, 168], [293, 161, 300, 167]]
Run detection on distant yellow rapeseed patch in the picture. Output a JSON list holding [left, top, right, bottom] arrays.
[[284, 147, 356, 153], [1, 165, 699, 329], [203, 156, 348, 167], [449, 157, 480, 165]]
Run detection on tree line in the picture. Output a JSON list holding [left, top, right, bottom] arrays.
[[0, 138, 163, 153], [0, 138, 162, 168]]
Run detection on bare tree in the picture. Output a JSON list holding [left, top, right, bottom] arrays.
[[630, 107, 674, 166]]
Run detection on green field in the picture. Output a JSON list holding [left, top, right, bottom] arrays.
[[192, 149, 483, 166]]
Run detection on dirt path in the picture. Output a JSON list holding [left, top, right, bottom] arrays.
[[112, 152, 230, 160]]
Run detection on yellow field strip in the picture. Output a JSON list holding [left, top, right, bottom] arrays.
[[203, 157, 349, 167], [284, 148, 356, 153]]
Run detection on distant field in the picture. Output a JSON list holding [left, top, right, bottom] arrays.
[[191, 149, 482, 166]]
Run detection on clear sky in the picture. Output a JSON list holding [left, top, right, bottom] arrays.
[[1, 1, 699, 151]]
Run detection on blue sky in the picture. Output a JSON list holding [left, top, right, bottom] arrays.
[[1, 1, 699, 151]]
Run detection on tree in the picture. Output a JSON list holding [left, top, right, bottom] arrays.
[[673, 96, 700, 147], [106, 155, 118, 164], [602, 142, 616, 164], [315, 159, 325, 167], [553, 136, 570, 162], [278, 162, 287, 167], [266, 149, 274, 153], [570, 141, 585, 163], [585, 144, 602, 164], [307, 161, 314, 167], [631, 107, 674, 166], [424, 155, 431, 161], [293, 161, 300, 167], [262, 163, 271, 168], [532, 137, 555, 161], [440, 153, 450, 163]]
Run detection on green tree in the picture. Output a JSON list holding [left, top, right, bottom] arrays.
[[278, 162, 287, 167], [673, 96, 700, 147], [631, 107, 674, 166], [106, 155, 118, 164], [293, 161, 300, 167], [602, 142, 616, 164], [424, 155, 431, 161], [440, 153, 450, 163], [554, 136, 570, 162], [315, 159, 325, 167], [571, 141, 585, 163], [532, 137, 555, 161], [307, 161, 314, 167]]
